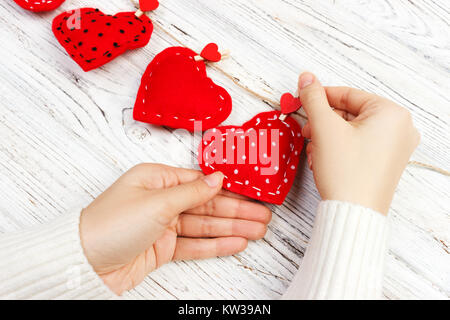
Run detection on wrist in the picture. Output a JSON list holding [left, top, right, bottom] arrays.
[[323, 194, 389, 216], [320, 199, 388, 217], [79, 208, 101, 273]]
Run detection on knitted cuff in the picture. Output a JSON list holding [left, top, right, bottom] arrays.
[[0, 209, 119, 300], [283, 200, 389, 300]]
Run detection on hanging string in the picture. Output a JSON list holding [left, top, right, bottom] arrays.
[[408, 161, 449, 176], [130, 0, 293, 111], [153, 21, 299, 111], [129, 1, 449, 177]]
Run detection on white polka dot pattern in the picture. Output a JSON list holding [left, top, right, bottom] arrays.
[[198, 110, 304, 204]]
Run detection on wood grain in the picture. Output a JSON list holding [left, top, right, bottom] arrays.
[[0, 0, 448, 299]]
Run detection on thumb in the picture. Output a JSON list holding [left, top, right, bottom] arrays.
[[153, 172, 224, 224], [298, 72, 337, 127]]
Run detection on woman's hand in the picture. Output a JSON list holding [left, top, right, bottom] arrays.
[[80, 164, 271, 295], [299, 72, 420, 215]]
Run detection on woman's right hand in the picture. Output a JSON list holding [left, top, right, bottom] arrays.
[[298, 72, 420, 215], [80, 164, 271, 295]]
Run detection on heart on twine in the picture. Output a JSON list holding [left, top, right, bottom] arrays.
[[198, 111, 304, 204], [280, 93, 302, 115], [139, 0, 160, 11], [52, 8, 153, 72], [133, 46, 232, 132], [14, 0, 65, 12], [200, 43, 222, 62]]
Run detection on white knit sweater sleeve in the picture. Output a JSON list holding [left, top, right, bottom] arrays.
[[282, 200, 389, 300], [0, 201, 388, 300], [0, 209, 118, 300]]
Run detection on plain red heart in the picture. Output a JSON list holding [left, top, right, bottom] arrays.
[[139, 0, 159, 11], [200, 43, 222, 62], [53, 8, 153, 72], [14, 0, 65, 12], [198, 111, 304, 204], [280, 93, 302, 114], [134, 46, 232, 132]]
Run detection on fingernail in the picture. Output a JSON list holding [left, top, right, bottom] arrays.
[[299, 72, 314, 89], [204, 172, 223, 187]]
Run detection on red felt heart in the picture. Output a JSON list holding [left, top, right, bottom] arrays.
[[14, 0, 65, 12], [52, 8, 153, 72], [280, 93, 302, 114], [198, 111, 304, 204], [139, 0, 159, 11], [200, 43, 221, 62], [133, 46, 232, 132]]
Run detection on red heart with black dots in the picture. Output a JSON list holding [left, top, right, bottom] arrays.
[[52, 8, 153, 72], [14, 0, 65, 12], [200, 43, 221, 62], [139, 0, 159, 11], [198, 111, 304, 204], [280, 93, 302, 114], [133, 46, 232, 132]]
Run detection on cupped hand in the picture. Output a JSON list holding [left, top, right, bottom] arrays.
[[299, 72, 420, 214], [80, 164, 271, 295]]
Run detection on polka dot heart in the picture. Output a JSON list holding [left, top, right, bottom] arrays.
[[198, 111, 304, 205], [133, 46, 232, 132], [52, 8, 153, 72], [14, 0, 65, 12]]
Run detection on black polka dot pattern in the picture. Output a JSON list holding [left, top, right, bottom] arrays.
[[52, 8, 154, 71]]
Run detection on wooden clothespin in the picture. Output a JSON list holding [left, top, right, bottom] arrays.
[[194, 43, 229, 62]]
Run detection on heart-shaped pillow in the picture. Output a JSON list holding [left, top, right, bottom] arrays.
[[133, 46, 232, 132], [14, 0, 65, 12], [198, 111, 304, 204], [52, 8, 153, 72]]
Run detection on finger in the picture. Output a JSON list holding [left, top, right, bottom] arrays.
[[176, 214, 267, 240], [173, 237, 248, 261], [298, 72, 339, 126], [306, 143, 313, 169], [324, 86, 378, 115], [168, 166, 205, 183], [154, 165, 204, 187], [185, 195, 272, 223], [333, 109, 356, 121], [126, 164, 205, 189], [152, 172, 224, 224], [306, 142, 313, 154], [219, 189, 251, 200], [302, 122, 311, 139]]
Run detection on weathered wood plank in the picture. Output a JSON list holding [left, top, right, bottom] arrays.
[[0, 0, 448, 299]]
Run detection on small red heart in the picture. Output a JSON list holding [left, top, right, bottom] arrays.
[[200, 43, 222, 62], [133, 47, 232, 132], [52, 8, 153, 72], [14, 0, 65, 12], [198, 111, 304, 204], [280, 93, 302, 114], [139, 0, 159, 11]]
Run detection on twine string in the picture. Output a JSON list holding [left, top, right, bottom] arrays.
[[408, 161, 449, 176], [129, 1, 450, 177]]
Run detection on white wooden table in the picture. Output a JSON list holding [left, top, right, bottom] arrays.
[[0, 0, 448, 299]]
